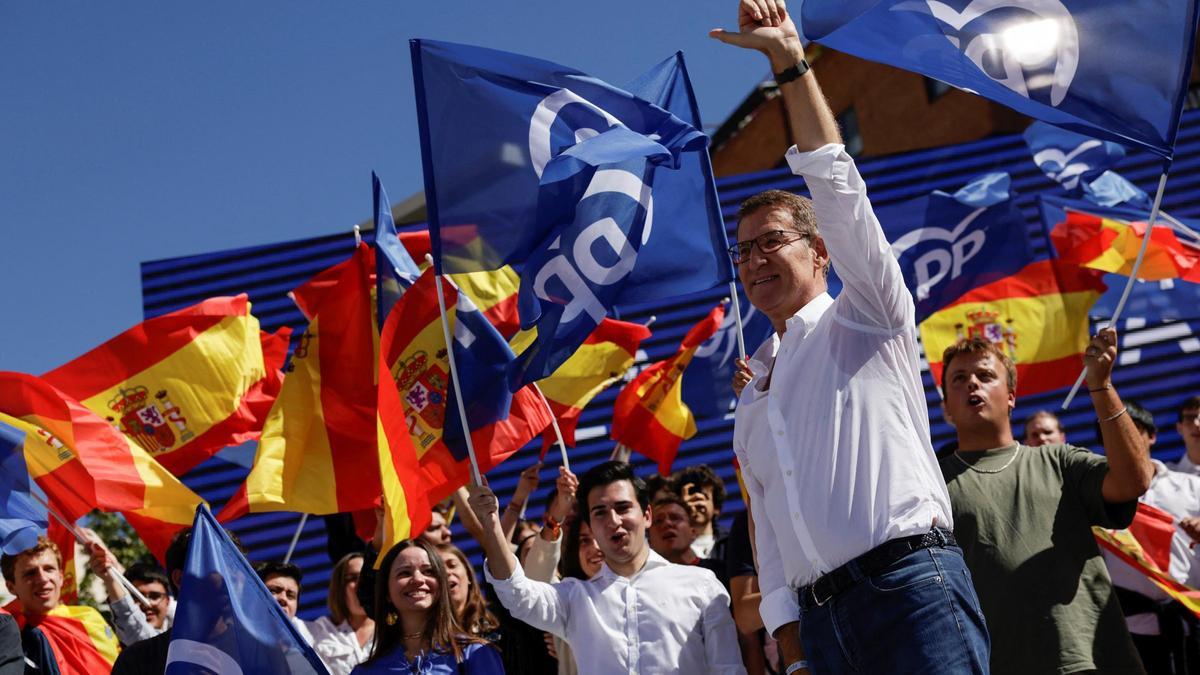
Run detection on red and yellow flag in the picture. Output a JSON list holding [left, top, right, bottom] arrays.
[[241, 244, 381, 516], [42, 295, 289, 476], [920, 259, 1107, 396], [611, 306, 724, 475], [1094, 503, 1200, 618], [0, 373, 204, 560], [1052, 210, 1200, 282], [525, 318, 652, 455], [5, 601, 119, 673]]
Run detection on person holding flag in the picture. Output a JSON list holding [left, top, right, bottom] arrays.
[[711, 1, 988, 673]]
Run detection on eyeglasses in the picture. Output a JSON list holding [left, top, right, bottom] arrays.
[[142, 591, 168, 602], [728, 230, 808, 264]]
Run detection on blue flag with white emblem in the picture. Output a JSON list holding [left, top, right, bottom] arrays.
[[1022, 122, 1151, 209], [876, 172, 1034, 322], [411, 40, 732, 389], [165, 505, 328, 675], [681, 294, 775, 418], [799, 0, 1199, 159], [374, 172, 423, 323], [0, 419, 47, 556]]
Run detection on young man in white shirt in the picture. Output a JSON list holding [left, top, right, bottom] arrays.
[[469, 461, 745, 675], [711, 1, 988, 673]]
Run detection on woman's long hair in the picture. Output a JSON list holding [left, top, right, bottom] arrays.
[[436, 543, 499, 637], [364, 539, 483, 664], [327, 552, 363, 626], [559, 517, 591, 581]]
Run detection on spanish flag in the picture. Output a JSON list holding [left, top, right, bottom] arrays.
[[611, 306, 724, 475], [41, 295, 289, 476], [241, 244, 381, 516], [5, 601, 119, 674], [1051, 210, 1200, 282], [920, 260, 1107, 397], [0, 373, 205, 560], [1094, 503, 1200, 618], [522, 319, 652, 455]]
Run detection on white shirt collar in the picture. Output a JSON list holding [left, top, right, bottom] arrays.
[[783, 292, 834, 337], [595, 547, 669, 582]]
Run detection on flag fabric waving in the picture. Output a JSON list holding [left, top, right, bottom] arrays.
[[239, 244, 378, 518], [682, 295, 774, 419], [1094, 503, 1200, 619], [798, 0, 1200, 159], [1023, 121, 1126, 191], [611, 305, 724, 475], [411, 40, 731, 388], [166, 506, 329, 675], [41, 295, 288, 476], [920, 259, 1106, 396], [0, 373, 205, 559], [5, 601, 120, 674], [1039, 195, 1200, 321], [877, 172, 1034, 323], [0, 419, 46, 555], [527, 318, 653, 454]]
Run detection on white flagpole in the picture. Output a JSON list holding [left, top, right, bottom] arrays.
[[353, 225, 362, 247], [728, 283, 747, 361], [28, 491, 151, 608], [1061, 171, 1169, 409], [282, 513, 308, 565], [533, 382, 570, 472], [432, 271, 484, 485], [610, 443, 632, 462]]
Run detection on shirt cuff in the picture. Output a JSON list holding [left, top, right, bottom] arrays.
[[760, 585, 801, 637], [483, 557, 525, 585], [784, 143, 848, 180]]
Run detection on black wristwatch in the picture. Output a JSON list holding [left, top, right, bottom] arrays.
[[773, 58, 811, 85]]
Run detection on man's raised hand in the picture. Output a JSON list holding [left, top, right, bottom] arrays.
[[710, 0, 803, 69]]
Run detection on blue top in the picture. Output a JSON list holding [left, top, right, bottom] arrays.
[[349, 642, 504, 675]]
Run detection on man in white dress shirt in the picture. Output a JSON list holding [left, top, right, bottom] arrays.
[[711, 1, 989, 673], [469, 461, 745, 675], [1168, 396, 1200, 475]]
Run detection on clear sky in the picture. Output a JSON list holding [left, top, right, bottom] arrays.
[[0, 1, 769, 374]]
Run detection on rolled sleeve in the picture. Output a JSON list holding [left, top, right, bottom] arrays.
[[483, 558, 569, 637], [759, 586, 801, 640], [523, 531, 562, 583]]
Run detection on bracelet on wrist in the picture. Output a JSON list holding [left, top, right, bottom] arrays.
[[773, 59, 810, 85], [506, 501, 524, 512], [1099, 406, 1128, 423], [1089, 384, 1112, 393], [784, 660, 809, 675]]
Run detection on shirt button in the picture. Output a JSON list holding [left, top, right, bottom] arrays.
[[786, 470, 793, 476], [775, 429, 784, 436]]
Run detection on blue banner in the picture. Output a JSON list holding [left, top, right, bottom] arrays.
[[1038, 195, 1200, 321], [0, 419, 47, 556], [1022, 122, 1149, 208], [165, 506, 328, 675], [800, 0, 1200, 159], [374, 172, 422, 324], [877, 172, 1034, 322], [411, 40, 731, 388], [681, 294, 774, 418]]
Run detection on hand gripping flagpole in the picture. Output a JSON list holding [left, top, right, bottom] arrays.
[[28, 491, 152, 608], [431, 269, 484, 486], [1061, 171, 1170, 410]]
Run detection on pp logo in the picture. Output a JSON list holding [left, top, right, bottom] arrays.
[[918, 0, 1078, 106], [1032, 139, 1104, 190], [890, 207, 988, 300], [695, 303, 760, 365], [526, 88, 655, 324]]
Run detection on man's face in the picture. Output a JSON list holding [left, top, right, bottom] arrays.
[[736, 207, 827, 326], [6, 550, 63, 616], [264, 573, 299, 618], [943, 352, 1014, 435], [1179, 406, 1200, 453], [133, 580, 170, 629], [649, 503, 695, 560], [586, 480, 650, 566], [420, 511, 452, 547], [1024, 415, 1065, 447]]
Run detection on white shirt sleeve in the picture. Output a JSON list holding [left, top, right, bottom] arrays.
[[735, 442, 798, 637], [785, 144, 914, 333], [524, 531, 562, 583], [700, 577, 749, 674], [483, 559, 570, 638], [108, 594, 158, 645]]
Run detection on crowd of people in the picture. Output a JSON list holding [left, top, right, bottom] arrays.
[[3, 1, 1200, 673]]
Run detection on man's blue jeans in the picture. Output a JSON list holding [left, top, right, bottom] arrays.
[[797, 545, 990, 674]]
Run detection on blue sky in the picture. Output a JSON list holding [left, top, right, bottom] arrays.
[[0, 1, 768, 374]]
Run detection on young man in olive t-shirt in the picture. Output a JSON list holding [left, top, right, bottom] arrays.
[[939, 329, 1153, 675]]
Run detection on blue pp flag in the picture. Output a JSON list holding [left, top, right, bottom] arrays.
[[0, 419, 47, 555], [878, 172, 1034, 322], [1038, 195, 1200, 321], [165, 505, 328, 675], [799, 0, 1200, 159], [411, 40, 732, 389], [681, 294, 774, 418], [374, 172, 424, 324], [1022, 122, 1150, 209]]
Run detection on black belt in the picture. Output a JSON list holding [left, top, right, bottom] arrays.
[[798, 528, 956, 610]]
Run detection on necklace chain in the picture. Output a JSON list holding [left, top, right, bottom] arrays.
[[954, 443, 1022, 474]]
